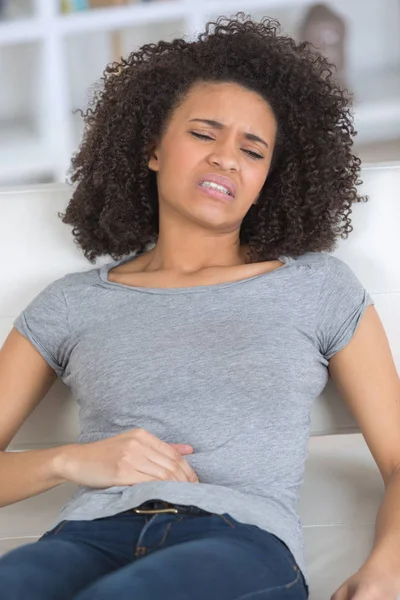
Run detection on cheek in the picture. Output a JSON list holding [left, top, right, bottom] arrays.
[[163, 143, 204, 188], [164, 140, 195, 175], [157, 149, 193, 198], [244, 169, 267, 197]]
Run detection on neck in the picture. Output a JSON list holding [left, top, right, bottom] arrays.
[[141, 241, 251, 276]]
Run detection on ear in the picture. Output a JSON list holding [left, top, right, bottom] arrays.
[[148, 142, 160, 172]]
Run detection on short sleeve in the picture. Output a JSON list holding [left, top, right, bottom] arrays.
[[13, 278, 70, 378], [315, 256, 375, 361]]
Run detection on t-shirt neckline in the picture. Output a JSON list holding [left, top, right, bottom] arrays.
[[99, 251, 294, 294]]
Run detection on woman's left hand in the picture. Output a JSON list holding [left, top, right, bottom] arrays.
[[330, 563, 400, 599]]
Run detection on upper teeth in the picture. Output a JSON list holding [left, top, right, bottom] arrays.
[[200, 181, 231, 196]]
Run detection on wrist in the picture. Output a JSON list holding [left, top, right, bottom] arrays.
[[50, 443, 78, 483]]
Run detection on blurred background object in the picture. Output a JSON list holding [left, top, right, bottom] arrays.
[[0, 1, 7, 20], [0, 0, 32, 20], [61, 1, 134, 13], [299, 3, 347, 88], [61, 1, 90, 13], [0, 0, 399, 187]]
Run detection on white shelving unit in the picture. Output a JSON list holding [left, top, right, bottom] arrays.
[[0, 0, 399, 186]]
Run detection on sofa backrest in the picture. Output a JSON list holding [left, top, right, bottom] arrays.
[[1, 165, 399, 450]]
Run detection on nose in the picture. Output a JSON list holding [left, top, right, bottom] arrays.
[[207, 140, 239, 172]]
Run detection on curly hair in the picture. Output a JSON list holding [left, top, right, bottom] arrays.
[[59, 12, 368, 265]]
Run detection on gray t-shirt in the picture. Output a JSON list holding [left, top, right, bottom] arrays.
[[13, 250, 374, 587]]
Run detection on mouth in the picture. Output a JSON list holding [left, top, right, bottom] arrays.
[[196, 182, 234, 203], [196, 174, 237, 199]]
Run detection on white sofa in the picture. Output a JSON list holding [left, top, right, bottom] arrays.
[[0, 164, 399, 599]]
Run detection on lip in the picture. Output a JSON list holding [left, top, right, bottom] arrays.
[[196, 173, 237, 198]]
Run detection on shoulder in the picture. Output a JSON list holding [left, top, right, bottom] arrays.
[[289, 252, 361, 295], [291, 251, 341, 275], [42, 263, 104, 298], [293, 251, 336, 267], [292, 251, 353, 275]]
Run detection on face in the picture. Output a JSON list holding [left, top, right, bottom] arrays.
[[148, 81, 277, 232]]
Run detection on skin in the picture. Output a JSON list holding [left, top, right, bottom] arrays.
[[109, 80, 282, 289]]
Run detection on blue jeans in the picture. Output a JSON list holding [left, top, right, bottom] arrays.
[[0, 500, 309, 599]]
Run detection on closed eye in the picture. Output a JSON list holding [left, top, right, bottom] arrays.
[[190, 131, 264, 160]]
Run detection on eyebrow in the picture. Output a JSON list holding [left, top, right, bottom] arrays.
[[188, 118, 269, 149]]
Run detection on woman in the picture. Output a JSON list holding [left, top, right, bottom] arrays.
[[0, 13, 374, 599]]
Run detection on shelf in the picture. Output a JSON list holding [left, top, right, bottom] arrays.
[[0, 18, 44, 46], [57, 0, 353, 36], [352, 68, 400, 143], [202, 0, 349, 14], [0, 122, 53, 185], [356, 139, 400, 165], [0, 1, 187, 45], [58, 1, 188, 35]]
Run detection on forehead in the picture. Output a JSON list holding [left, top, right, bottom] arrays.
[[172, 81, 276, 128]]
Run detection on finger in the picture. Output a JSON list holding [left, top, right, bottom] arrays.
[[139, 431, 199, 482], [175, 454, 199, 483], [144, 450, 192, 482]]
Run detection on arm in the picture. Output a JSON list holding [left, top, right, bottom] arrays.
[[328, 305, 400, 583], [0, 446, 71, 508], [362, 467, 400, 579], [0, 328, 74, 507]]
